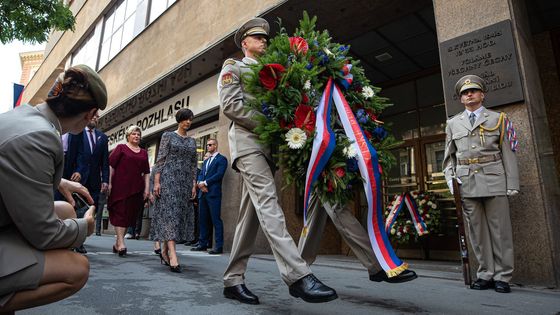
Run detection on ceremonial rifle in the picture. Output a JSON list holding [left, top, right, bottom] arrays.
[[452, 178, 472, 286]]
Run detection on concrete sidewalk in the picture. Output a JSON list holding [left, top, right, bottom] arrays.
[[20, 236, 560, 314]]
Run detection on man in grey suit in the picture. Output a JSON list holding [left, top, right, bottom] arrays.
[[443, 74, 519, 293], [218, 17, 337, 305]]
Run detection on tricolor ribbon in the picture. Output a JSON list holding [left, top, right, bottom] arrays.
[[302, 77, 407, 277], [385, 192, 429, 236], [503, 116, 518, 152], [302, 78, 336, 233]]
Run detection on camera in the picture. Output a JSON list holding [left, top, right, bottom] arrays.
[[72, 193, 91, 218]]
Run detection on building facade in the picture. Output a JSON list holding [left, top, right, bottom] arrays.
[[19, 50, 44, 85], [22, 0, 560, 287]]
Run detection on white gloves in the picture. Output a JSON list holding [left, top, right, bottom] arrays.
[[447, 177, 462, 195], [507, 189, 519, 196]]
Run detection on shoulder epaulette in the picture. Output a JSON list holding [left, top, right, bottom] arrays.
[[222, 58, 238, 68]]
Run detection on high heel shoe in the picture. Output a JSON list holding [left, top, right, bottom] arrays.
[[112, 245, 118, 253], [160, 254, 170, 266], [118, 248, 127, 257], [170, 264, 182, 273], [154, 248, 161, 255]]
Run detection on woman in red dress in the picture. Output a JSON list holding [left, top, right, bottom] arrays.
[[108, 125, 150, 256]]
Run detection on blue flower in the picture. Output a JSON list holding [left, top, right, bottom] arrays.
[[261, 101, 273, 119], [346, 158, 359, 172], [338, 45, 349, 52], [317, 51, 329, 66], [306, 62, 313, 70], [373, 126, 388, 140], [356, 108, 368, 124]]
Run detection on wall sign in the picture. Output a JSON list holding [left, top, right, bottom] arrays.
[[106, 74, 219, 150], [439, 19, 524, 116]]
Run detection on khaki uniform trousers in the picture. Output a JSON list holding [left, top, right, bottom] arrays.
[[463, 196, 514, 282], [223, 153, 311, 287], [298, 193, 382, 275]]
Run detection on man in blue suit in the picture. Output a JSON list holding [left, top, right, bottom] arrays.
[[54, 133, 83, 201], [192, 139, 227, 254], [76, 114, 109, 238]]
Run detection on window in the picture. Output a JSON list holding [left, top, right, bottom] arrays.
[[149, 0, 175, 24], [98, 0, 149, 68], [70, 0, 175, 70], [71, 20, 103, 69]]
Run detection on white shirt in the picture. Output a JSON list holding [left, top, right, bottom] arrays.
[[465, 106, 485, 122]]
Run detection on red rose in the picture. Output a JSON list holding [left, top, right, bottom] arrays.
[[301, 93, 309, 104], [279, 118, 294, 130], [327, 179, 334, 192], [259, 64, 286, 90], [294, 104, 316, 134], [335, 167, 345, 178], [289, 37, 309, 55]]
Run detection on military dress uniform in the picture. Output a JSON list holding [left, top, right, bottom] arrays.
[[218, 23, 311, 288], [443, 75, 519, 286]]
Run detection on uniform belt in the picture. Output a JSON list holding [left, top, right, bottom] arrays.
[[458, 154, 501, 165]]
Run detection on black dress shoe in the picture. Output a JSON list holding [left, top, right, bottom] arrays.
[[470, 278, 494, 290], [75, 245, 87, 254], [289, 274, 338, 303], [190, 245, 208, 252], [95, 232, 101, 236], [208, 248, 223, 255], [223, 284, 259, 305], [369, 269, 418, 283], [494, 281, 511, 293]]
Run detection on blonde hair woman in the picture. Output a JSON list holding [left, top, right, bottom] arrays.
[[108, 125, 150, 256]]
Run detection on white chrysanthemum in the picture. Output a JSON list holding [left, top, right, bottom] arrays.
[[406, 220, 412, 225], [285, 128, 307, 149], [431, 204, 437, 209], [391, 228, 396, 235], [362, 86, 375, 99], [343, 145, 358, 158], [303, 80, 311, 90]]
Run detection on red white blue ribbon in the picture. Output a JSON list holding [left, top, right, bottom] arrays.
[[504, 116, 518, 152], [385, 192, 429, 236], [302, 78, 336, 230], [303, 77, 407, 276]]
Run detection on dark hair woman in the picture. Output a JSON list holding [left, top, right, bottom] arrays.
[[150, 108, 198, 273], [0, 65, 107, 313]]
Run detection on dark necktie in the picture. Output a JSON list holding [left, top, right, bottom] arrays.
[[469, 113, 476, 126], [88, 129, 96, 152]]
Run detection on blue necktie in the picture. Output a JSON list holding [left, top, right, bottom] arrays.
[[469, 113, 476, 126]]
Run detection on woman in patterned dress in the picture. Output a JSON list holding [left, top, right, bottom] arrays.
[[150, 108, 198, 273]]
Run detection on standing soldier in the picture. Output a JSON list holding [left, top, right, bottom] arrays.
[[443, 74, 520, 293], [218, 17, 338, 305]]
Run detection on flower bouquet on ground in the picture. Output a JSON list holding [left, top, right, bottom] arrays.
[[384, 191, 442, 246], [243, 12, 399, 206]]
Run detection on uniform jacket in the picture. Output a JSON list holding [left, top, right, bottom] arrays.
[[0, 104, 88, 278], [218, 57, 271, 170], [443, 107, 519, 198], [76, 129, 109, 191], [197, 153, 227, 198]]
